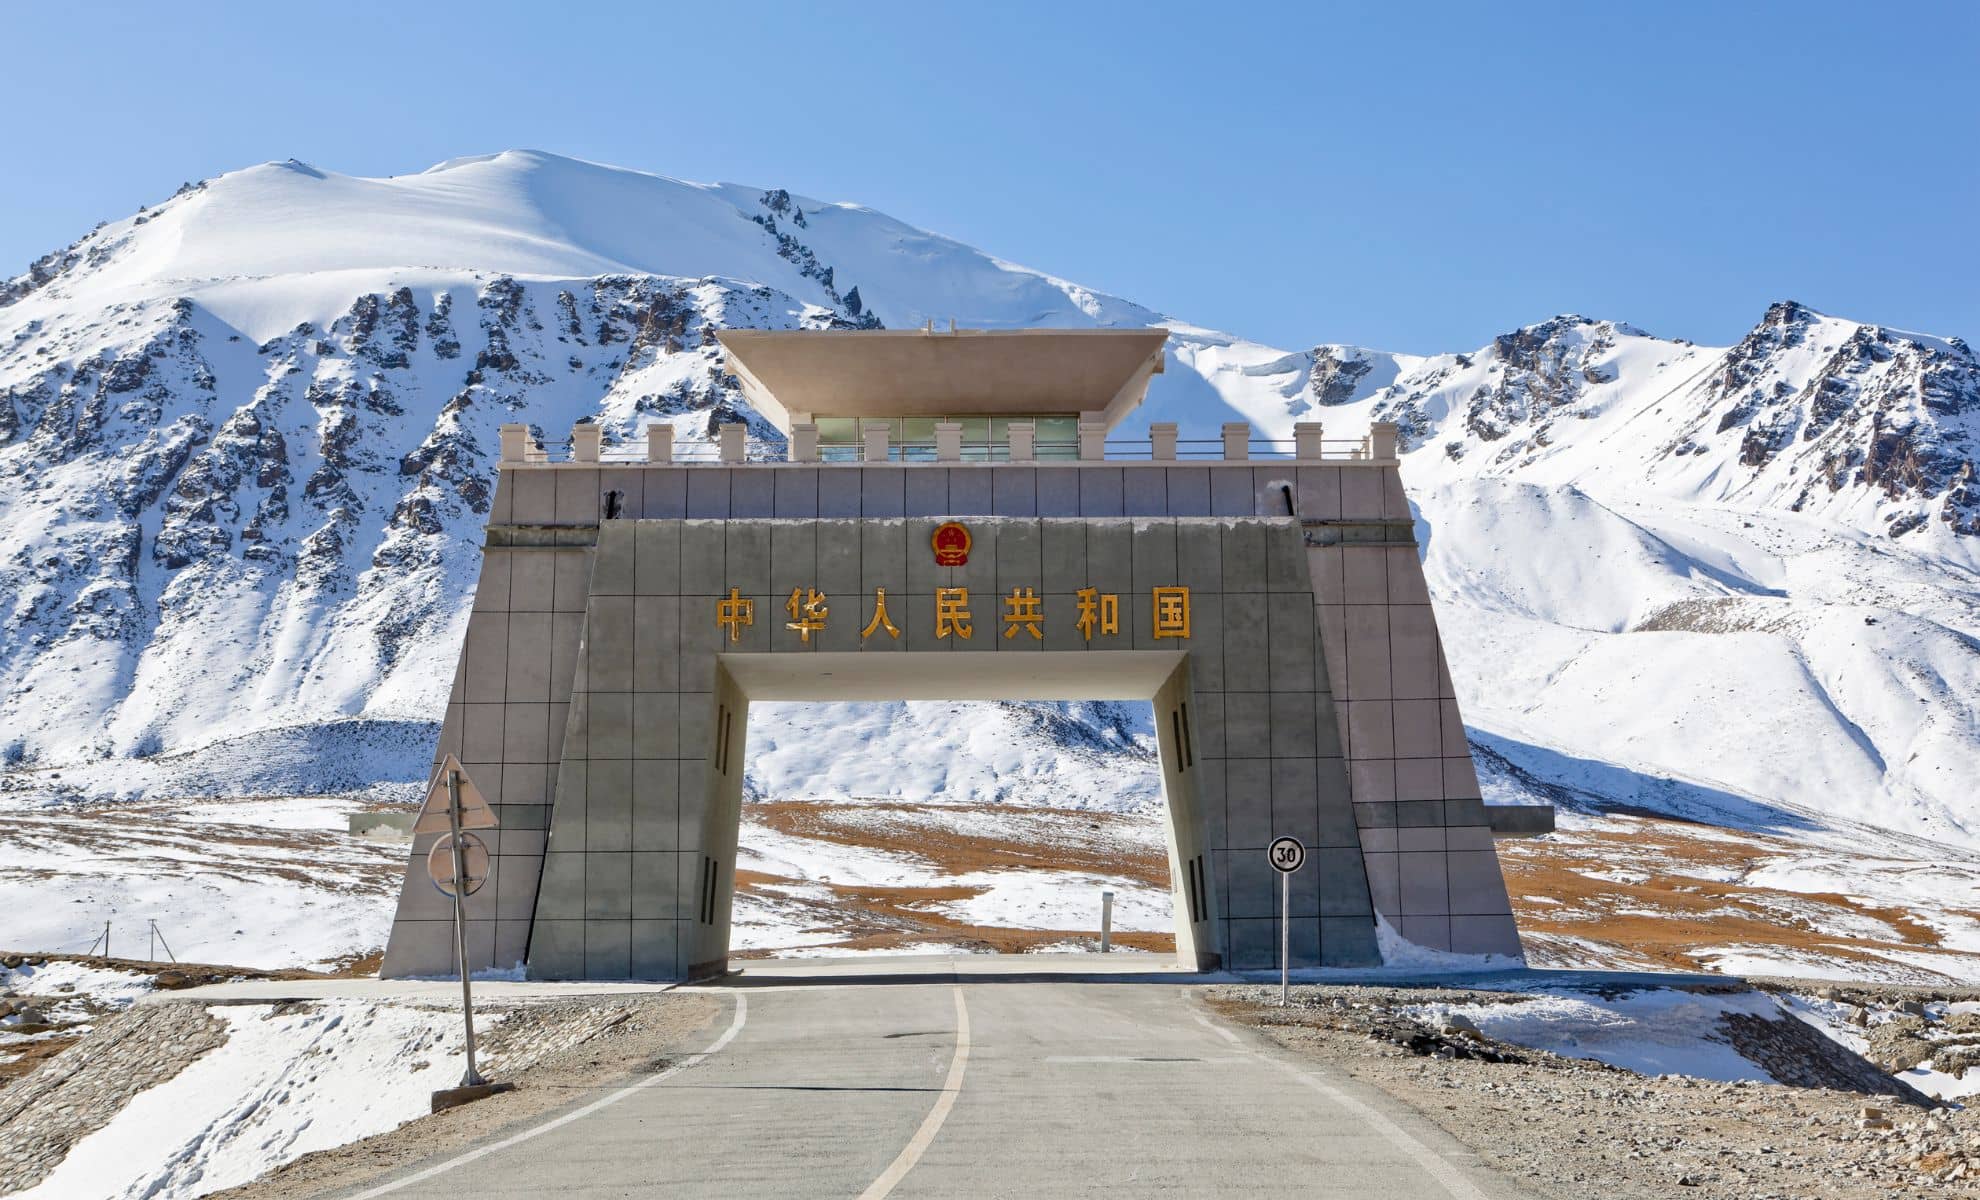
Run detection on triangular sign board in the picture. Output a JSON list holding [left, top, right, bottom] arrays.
[[412, 754, 500, 834]]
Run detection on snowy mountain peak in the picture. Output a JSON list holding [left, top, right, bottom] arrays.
[[0, 151, 1976, 869]]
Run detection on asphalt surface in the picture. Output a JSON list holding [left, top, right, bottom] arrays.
[[343, 972, 1534, 1199]]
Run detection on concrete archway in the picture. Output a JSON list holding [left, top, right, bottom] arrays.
[[380, 450, 1526, 981]]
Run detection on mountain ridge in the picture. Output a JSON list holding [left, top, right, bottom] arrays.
[[1, 149, 1975, 860]]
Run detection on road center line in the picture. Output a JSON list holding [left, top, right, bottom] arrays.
[[348, 992, 749, 1199], [856, 985, 970, 1200]]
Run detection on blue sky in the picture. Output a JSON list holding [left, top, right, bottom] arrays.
[[8, 1, 1975, 353]]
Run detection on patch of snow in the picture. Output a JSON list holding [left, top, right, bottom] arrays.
[[14, 1001, 484, 1200], [930, 870, 1168, 933], [1375, 913, 1523, 973], [1406, 988, 1790, 1083], [0, 960, 155, 1011]]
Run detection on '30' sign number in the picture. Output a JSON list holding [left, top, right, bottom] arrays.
[[1268, 836, 1305, 874]]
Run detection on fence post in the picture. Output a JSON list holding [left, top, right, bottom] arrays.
[[645, 423, 674, 464], [498, 424, 529, 464], [862, 420, 891, 463], [1078, 418, 1106, 462], [1294, 421, 1324, 460], [1222, 422, 1250, 461], [1007, 421, 1035, 461], [934, 421, 963, 462], [789, 422, 818, 463], [1369, 421, 1400, 461]]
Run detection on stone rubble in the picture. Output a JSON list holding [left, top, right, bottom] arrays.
[[0, 1002, 228, 1194], [1212, 982, 1980, 1198]]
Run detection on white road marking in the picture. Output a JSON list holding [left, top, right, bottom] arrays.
[[1189, 989, 1487, 1199], [1188, 1008, 1243, 1044], [1263, 1057, 1489, 1200], [856, 985, 970, 1200], [1042, 1054, 1244, 1064], [347, 992, 749, 1199]]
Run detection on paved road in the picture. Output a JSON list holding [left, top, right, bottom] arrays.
[[346, 976, 1532, 1199]]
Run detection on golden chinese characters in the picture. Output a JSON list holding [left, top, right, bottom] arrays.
[[862, 588, 901, 640], [784, 587, 828, 642], [935, 587, 973, 639], [1075, 587, 1119, 642], [1002, 587, 1043, 640], [715, 588, 754, 642], [1152, 586, 1191, 640]]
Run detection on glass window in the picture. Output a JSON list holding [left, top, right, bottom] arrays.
[[816, 417, 860, 444], [1035, 415, 1079, 460]]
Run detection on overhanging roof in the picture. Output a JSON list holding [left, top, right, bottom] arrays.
[[717, 327, 1169, 435]]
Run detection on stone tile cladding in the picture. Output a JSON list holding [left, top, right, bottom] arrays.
[[380, 463, 1522, 978]]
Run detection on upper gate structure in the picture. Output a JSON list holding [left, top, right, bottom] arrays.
[[380, 327, 1526, 979]]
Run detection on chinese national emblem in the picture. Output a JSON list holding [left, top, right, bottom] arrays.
[[931, 521, 972, 566]]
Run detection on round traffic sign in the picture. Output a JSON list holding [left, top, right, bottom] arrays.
[[428, 831, 491, 897], [1268, 836, 1306, 874]]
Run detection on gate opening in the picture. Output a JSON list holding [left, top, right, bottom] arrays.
[[687, 651, 1219, 977], [732, 698, 1172, 959]]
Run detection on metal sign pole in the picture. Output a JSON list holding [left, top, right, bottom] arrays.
[[447, 768, 486, 1087], [1268, 836, 1304, 1008], [1280, 869, 1290, 1006]]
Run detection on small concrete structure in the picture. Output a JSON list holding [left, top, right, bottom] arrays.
[[381, 327, 1533, 981]]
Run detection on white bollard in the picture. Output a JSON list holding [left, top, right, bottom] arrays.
[[1100, 890, 1115, 953]]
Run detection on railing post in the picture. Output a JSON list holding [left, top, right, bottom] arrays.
[[1149, 422, 1178, 461], [499, 424, 529, 464], [1369, 421, 1400, 462], [1294, 421, 1324, 461], [1222, 422, 1250, 461], [935, 421, 963, 462], [719, 422, 746, 463], [862, 420, 891, 463], [645, 423, 673, 464], [1007, 421, 1036, 462], [789, 422, 819, 463], [571, 422, 602, 463], [1078, 419, 1106, 462]]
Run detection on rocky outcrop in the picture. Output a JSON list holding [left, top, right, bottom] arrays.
[[1309, 346, 1373, 407], [749, 190, 881, 330], [1718, 1009, 1931, 1102], [0, 256, 849, 771], [1691, 301, 1980, 535], [0, 1003, 228, 1193]]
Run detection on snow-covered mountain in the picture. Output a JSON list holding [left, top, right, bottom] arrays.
[[2, 148, 1976, 864]]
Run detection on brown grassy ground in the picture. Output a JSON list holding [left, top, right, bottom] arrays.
[[1498, 809, 1977, 981], [733, 801, 1177, 957]]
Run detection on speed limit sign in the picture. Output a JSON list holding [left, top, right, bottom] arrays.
[[1268, 836, 1306, 874]]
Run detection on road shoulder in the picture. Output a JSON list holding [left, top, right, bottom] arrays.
[[1202, 983, 1951, 1199], [212, 992, 723, 1200]]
